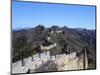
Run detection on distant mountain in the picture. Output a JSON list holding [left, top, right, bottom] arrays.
[[12, 25, 96, 69]]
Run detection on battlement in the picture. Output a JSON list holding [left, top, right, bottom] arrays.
[[12, 51, 88, 74], [40, 43, 56, 50]]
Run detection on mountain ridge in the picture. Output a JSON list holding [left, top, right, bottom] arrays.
[[12, 25, 96, 69]]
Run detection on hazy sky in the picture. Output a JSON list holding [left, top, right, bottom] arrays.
[[12, 1, 96, 29]]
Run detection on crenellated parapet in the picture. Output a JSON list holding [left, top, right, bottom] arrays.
[[12, 51, 88, 74], [40, 43, 56, 50]]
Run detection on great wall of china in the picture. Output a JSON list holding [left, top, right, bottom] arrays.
[[12, 30, 88, 74], [12, 51, 88, 74]]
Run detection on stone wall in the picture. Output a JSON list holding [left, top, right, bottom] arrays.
[[40, 43, 56, 50], [12, 51, 88, 74]]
